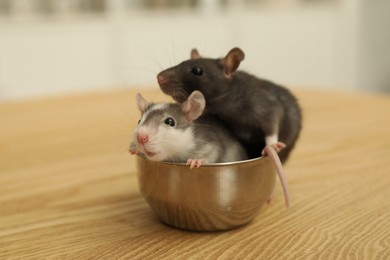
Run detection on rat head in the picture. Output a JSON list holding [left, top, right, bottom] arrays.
[[133, 91, 206, 162], [157, 47, 245, 103]]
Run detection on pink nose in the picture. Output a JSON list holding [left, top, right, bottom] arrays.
[[137, 134, 149, 144], [157, 74, 166, 85]]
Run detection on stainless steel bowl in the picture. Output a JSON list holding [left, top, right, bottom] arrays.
[[136, 155, 276, 231]]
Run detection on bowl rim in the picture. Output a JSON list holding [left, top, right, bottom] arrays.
[[136, 154, 267, 168]]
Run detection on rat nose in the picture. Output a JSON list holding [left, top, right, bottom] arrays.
[[137, 134, 149, 144], [157, 74, 166, 85]]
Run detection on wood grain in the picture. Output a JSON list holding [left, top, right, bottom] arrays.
[[0, 88, 389, 259]]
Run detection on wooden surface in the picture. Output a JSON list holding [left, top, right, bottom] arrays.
[[1, 88, 389, 259]]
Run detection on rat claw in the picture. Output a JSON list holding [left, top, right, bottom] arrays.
[[262, 142, 287, 156], [186, 159, 196, 169], [190, 161, 196, 169], [186, 159, 207, 169], [274, 142, 287, 151]]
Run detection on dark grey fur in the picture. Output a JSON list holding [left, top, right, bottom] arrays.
[[157, 50, 302, 163]]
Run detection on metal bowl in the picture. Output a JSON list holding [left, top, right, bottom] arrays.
[[136, 155, 276, 231]]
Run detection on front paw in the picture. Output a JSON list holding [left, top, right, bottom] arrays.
[[129, 142, 137, 155], [261, 142, 286, 156], [186, 159, 207, 169]]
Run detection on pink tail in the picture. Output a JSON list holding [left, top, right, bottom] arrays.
[[264, 146, 290, 208]]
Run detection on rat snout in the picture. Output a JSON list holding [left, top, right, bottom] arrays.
[[157, 74, 167, 86], [137, 133, 149, 144]]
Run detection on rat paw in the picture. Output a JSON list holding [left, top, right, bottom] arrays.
[[261, 142, 287, 156], [129, 142, 137, 155], [186, 159, 207, 169]]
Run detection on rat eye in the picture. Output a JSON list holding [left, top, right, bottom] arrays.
[[164, 117, 175, 127], [137, 119, 141, 125], [191, 66, 203, 76]]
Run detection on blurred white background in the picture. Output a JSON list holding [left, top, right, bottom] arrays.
[[0, 0, 389, 101]]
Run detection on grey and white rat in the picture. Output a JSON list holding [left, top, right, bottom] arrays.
[[156, 47, 302, 207], [129, 91, 248, 168]]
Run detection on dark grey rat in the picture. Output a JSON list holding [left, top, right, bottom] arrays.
[[130, 91, 248, 168], [157, 47, 302, 164], [156, 48, 302, 207]]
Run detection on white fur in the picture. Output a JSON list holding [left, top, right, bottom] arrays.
[[265, 134, 278, 145], [159, 126, 195, 161], [223, 143, 246, 162], [136, 121, 196, 162], [133, 100, 247, 164], [195, 143, 219, 162], [135, 125, 159, 158]]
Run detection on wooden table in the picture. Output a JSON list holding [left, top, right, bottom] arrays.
[[1, 88, 389, 259]]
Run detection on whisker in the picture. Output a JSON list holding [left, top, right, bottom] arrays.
[[130, 80, 157, 88], [123, 66, 159, 76], [170, 35, 176, 64]]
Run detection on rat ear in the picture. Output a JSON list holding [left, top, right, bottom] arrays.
[[181, 91, 206, 123], [222, 47, 245, 78], [135, 93, 150, 113], [191, 48, 201, 59]]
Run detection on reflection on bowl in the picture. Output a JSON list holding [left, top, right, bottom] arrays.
[[136, 155, 276, 231]]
